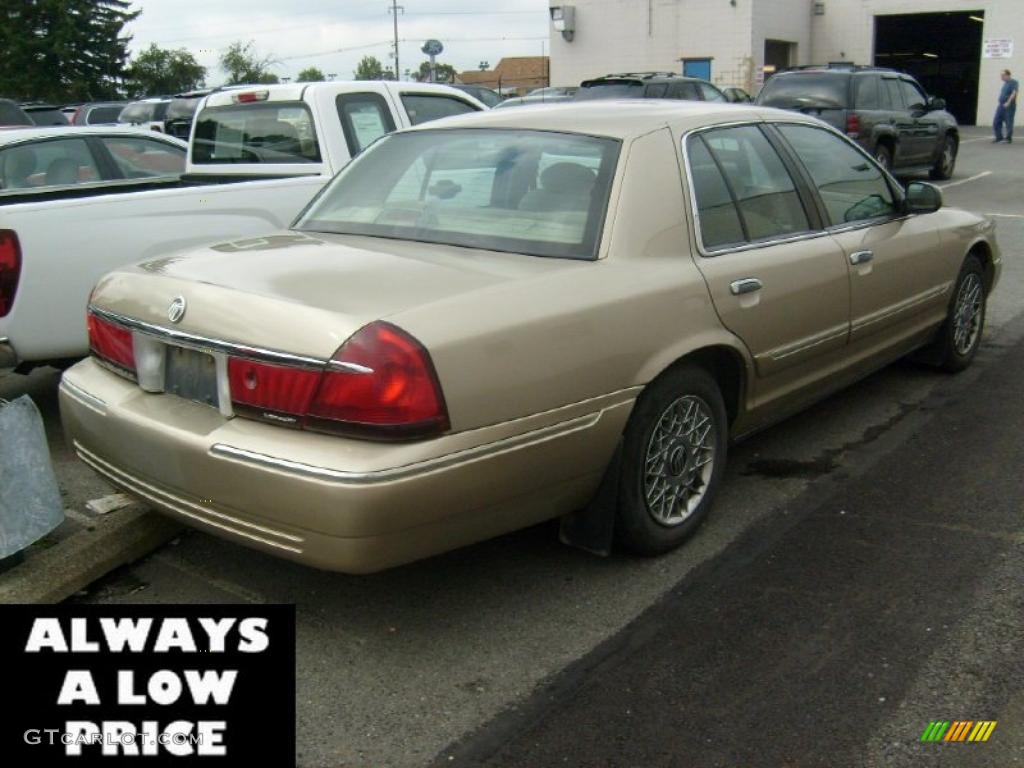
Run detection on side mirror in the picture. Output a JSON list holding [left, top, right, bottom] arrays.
[[905, 181, 943, 214], [927, 96, 946, 111]]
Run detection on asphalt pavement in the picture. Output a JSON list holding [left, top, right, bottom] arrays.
[[3, 126, 1022, 767], [434, 313, 1024, 768]]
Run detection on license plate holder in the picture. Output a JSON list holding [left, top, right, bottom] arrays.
[[164, 346, 219, 409]]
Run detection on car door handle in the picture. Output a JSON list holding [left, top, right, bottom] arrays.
[[729, 278, 763, 295], [849, 250, 874, 265]]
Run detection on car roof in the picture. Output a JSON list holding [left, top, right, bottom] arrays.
[[0, 125, 188, 147], [407, 100, 823, 140]]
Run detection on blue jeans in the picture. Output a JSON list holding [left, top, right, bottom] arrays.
[[994, 104, 1016, 140]]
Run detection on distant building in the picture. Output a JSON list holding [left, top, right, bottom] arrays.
[[549, 0, 1022, 125], [456, 56, 550, 96]]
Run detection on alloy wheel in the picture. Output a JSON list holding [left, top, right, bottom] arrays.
[[643, 395, 717, 527]]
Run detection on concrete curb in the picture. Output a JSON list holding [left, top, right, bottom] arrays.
[[0, 505, 181, 604]]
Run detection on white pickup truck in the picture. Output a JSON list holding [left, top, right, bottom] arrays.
[[0, 81, 484, 373]]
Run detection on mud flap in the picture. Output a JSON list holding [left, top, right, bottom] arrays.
[[558, 441, 622, 557]]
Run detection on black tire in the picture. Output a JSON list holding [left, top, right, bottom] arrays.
[[874, 143, 893, 172], [933, 255, 986, 372], [929, 135, 958, 181], [616, 365, 728, 556]]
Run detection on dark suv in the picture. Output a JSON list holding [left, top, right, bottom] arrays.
[[756, 66, 958, 180], [575, 72, 727, 102]]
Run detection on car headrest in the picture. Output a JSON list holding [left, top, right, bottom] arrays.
[[539, 162, 596, 195]]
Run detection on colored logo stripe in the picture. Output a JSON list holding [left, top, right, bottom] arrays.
[[921, 721, 996, 742]]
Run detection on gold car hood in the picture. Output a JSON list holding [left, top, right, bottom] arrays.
[[89, 231, 578, 361]]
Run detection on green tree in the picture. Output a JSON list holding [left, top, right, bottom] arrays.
[[354, 55, 388, 81], [126, 44, 206, 96], [412, 61, 456, 84], [296, 66, 325, 83], [220, 40, 278, 85], [0, 0, 140, 102]]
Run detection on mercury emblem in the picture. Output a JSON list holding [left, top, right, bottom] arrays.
[[167, 296, 187, 324]]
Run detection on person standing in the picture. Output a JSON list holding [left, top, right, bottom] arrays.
[[994, 69, 1019, 143]]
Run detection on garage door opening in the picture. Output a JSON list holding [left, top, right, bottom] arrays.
[[874, 11, 984, 125]]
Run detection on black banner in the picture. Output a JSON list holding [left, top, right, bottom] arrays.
[[0, 604, 295, 766]]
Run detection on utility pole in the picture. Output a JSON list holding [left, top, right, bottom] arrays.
[[389, 1, 404, 80]]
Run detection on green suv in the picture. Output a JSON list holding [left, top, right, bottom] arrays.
[[757, 66, 959, 180]]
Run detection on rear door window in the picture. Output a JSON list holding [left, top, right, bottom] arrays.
[[668, 82, 701, 100], [99, 136, 186, 178], [853, 76, 881, 109], [645, 83, 669, 98], [193, 102, 321, 164], [696, 125, 811, 243], [686, 139, 746, 249], [336, 93, 396, 156], [0, 138, 101, 190], [399, 94, 479, 126]]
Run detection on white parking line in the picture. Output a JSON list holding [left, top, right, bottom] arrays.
[[983, 212, 1024, 219], [960, 137, 994, 144], [938, 171, 992, 189]]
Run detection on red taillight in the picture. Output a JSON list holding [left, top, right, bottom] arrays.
[[307, 322, 449, 437], [0, 229, 21, 318], [225, 322, 448, 439], [228, 358, 321, 420], [846, 113, 860, 136], [87, 312, 135, 374], [233, 91, 269, 104]]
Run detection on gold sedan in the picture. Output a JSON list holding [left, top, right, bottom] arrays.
[[60, 102, 1000, 572]]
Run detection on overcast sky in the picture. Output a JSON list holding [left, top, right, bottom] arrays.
[[125, 0, 551, 83]]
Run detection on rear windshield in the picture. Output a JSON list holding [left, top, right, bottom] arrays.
[[0, 101, 32, 126], [296, 128, 620, 260], [575, 81, 644, 100], [757, 73, 850, 109], [87, 105, 126, 124], [192, 102, 321, 164], [26, 109, 68, 126]]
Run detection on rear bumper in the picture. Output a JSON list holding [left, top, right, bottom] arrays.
[[60, 359, 634, 573]]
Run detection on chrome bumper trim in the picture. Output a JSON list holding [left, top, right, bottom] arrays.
[[210, 411, 604, 485]]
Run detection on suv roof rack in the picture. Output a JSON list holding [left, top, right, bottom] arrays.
[[777, 63, 894, 73], [596, 71, 684, 80]]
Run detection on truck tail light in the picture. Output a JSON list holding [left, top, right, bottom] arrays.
[[0, 229, 20, 318], [308, 322, 449, 438], [87, 311, 136, 376], [227, 322, 449, 440], [846, 113, 860, 137]]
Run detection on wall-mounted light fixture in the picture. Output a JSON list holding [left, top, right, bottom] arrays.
[[550, 5, 575, 42]]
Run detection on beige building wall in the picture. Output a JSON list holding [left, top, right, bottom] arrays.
[[548, 0, 754, 90]]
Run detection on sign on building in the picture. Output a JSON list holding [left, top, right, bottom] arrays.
[[983, 38, 1014, 58]]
